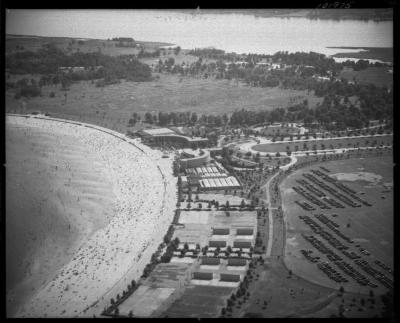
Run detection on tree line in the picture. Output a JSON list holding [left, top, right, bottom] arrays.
[[6, 43, 152, 83]]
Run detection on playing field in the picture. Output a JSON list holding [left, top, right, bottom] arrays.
[[118, 286, 175, 317], [280, 155, 393, 295], [252, 135, 392, 153], [117, 262, 191, 317], [164, 285, 234, 317]]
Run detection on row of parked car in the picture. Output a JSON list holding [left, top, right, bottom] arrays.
[[312, 169, 372, 207], [314, 213, 353, 244], [355, 259, 393, 289], [374, 260, 393, 275], [295, 200, 315, 211], [304, 172, 361, 208], [293, 186, 330, 209], [300, 215, 350, 252]]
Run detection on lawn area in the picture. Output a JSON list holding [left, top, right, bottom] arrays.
[[280, 155, 393, 295], [118, 285, 175, 317], [6, 73, 323, 124], [339, 66, 393, 88], [117, 262, 192, 317], [303, 290, 387, 318], [163, 285, 233, 317], [252, 135, 393, 153], [229, 258, 336, 318]]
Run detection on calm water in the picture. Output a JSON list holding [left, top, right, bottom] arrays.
[[6, 10, 392, 56]]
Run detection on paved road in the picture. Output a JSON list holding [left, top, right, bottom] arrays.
[[237, 133, 392, 156], [261, 171, 281, 258]]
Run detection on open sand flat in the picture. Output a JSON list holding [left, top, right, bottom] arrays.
[[6, 115, 176, 317]]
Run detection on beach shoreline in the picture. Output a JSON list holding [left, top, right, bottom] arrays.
[[6, 115, 177, 317]]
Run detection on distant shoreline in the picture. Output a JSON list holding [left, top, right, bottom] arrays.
[[327, 46, 393, 63], [161, 9, 393, 21], [6, 34, 174, 47]]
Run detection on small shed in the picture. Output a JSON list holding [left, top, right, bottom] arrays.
[[213, 228, 230, 235], [193, 272, 213, 280], [209, 241, 227, 248], [201, 257, 220, 265], [220, 273, 241, 282], [233, 241, 252, 249], [228, 258, 247, 266], [236, 228, 254, 236]]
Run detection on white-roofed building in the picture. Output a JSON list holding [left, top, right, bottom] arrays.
[[139, 127, 208, 149]]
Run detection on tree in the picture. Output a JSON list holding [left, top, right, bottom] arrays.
[[190, 112, 198, 124], [174, 46, 181, 55], [145, 112, 153, 124], [166, 57, 175, 69]]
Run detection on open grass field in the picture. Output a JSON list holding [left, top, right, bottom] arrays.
[[339, 66, 393, 88], [164, 285, 233, 317], [231, 258, 388, 318], [118, 285, 175, 317], [144, 263, 191, 289], [302, 289, 387, 318], [6, 73, 323, 124], [230, 259, 337, 318], [252, 135, 393, 153], [280, 156, 393, 295]]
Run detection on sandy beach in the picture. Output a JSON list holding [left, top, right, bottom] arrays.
[[6, 115, 176, 317]]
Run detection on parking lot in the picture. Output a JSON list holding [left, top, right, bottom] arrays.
[[281, 156, 393, 295]]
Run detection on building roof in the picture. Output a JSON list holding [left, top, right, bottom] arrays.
[[142, 128, 176, 136]]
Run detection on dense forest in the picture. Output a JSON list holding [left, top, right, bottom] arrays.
[[6, 43, 152, 81]]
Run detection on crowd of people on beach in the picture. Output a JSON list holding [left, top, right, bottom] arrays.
[[7, 115, 177, 318]]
